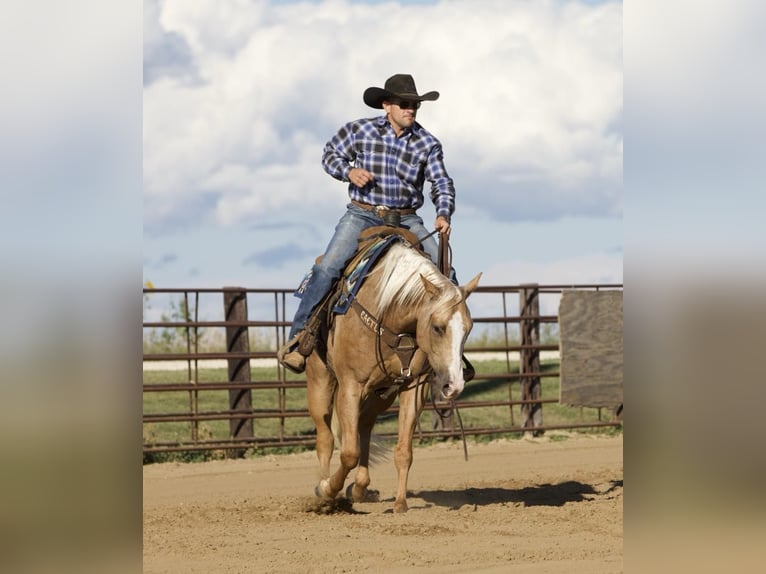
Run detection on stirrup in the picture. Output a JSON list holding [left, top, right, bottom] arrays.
[[296, 329, 316, 356]]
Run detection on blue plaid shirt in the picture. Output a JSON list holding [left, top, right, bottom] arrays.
[[321, 116, 456, 221]]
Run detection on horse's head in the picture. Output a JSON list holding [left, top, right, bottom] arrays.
[[416, 272, 482, 401]]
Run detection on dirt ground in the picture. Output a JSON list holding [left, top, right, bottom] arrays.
[[143, 433, 623, 573]]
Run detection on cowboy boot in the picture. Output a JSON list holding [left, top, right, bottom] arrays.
[[277, 333, 307, 374]]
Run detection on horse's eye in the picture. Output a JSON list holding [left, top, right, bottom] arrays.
[[432, 324, 445, 336]]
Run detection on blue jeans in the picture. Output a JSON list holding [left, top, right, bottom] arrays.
[[288, 203, 448, 339]]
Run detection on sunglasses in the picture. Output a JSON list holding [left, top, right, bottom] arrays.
[[391, 99, 421, 110]]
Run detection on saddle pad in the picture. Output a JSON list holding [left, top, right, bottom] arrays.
[[294, 233, 408, 315], [333, 234, 404, 314]]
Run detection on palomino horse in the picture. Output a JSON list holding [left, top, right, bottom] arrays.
[[306, 237, 481, 513]]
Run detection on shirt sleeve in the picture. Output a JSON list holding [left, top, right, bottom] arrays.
[[321, 122, 356, 182], [425, 143, 456, 221]]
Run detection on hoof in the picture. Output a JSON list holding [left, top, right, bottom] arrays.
[[393, 501, 409, 514], [314, 479, 333, 500], [346, 483, 380, 503]]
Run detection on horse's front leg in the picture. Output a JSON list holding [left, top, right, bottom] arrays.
[[306, 355, 335, 488], [392, 377, 429, 513], [318, 377, 362, 500], [348, 393, 396, 503]]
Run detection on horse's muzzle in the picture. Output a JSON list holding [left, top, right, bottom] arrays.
[[439, 382, 463, 402]]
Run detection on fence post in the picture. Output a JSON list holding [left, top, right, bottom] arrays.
[[223, 288, 253, 456], [519, 283, 543, 436]]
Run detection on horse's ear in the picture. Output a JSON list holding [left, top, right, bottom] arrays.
[[419, 273, 442, 298], [461, 272, 482, 299]]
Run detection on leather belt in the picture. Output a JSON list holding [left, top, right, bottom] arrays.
[[351, 199, 417, 217]]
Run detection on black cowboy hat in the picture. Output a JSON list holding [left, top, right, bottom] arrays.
[[363, 74, 440, 109]]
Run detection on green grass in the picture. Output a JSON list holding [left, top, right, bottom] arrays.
[[143, 359, 620, 462], [143, 366, 312, 448], [368, 360, 607, 436]]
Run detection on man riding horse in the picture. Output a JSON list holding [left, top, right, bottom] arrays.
[[278, 73, 458, 373]]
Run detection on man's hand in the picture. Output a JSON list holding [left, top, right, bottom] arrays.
[[435, 215, 451, 236], [348, 167, 375, 188]]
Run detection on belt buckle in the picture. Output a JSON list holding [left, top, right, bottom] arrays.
[[377, 206, 401, 227]]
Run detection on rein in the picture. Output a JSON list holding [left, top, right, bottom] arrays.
[[434, 231, 470, 462], [412, 228, 440, 251]]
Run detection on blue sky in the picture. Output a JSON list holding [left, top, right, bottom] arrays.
[[143, 0, 623, 317]]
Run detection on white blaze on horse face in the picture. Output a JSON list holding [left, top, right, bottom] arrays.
[[443, 310, 467, 399]]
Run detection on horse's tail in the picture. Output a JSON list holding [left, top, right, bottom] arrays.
[[330, 407, 391, 465], [368, 433, 391, 465]]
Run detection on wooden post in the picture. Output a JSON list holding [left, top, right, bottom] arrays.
[[520, 284, 543, 436], [223, 288, 253, 456]]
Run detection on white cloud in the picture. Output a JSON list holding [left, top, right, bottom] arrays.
[[144, 0, 622, 235], [467, 250, 623, 318], [484, 251, 623, 286]]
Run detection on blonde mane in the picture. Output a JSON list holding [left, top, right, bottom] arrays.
[[372, 242, 458, 315]]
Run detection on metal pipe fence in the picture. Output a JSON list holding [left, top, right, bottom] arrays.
[[143, 283, 623, 455]]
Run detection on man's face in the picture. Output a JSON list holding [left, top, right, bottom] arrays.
[[383, 99, 420, 133]]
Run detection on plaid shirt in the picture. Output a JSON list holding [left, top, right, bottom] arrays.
[[321, 116, 455, 220]]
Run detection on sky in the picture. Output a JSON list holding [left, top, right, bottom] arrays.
[[143, 0, 624, 307]]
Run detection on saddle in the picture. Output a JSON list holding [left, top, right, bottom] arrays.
[[295, 226, 423, 357]]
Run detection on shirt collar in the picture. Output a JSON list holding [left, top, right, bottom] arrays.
[[375, 115, 418, 139]]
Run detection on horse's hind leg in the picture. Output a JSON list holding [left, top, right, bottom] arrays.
[[392, 379, 429, 513], [306, 356, 335, 496]]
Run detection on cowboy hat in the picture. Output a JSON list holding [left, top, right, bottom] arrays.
[[363, 74, 440, 109]]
